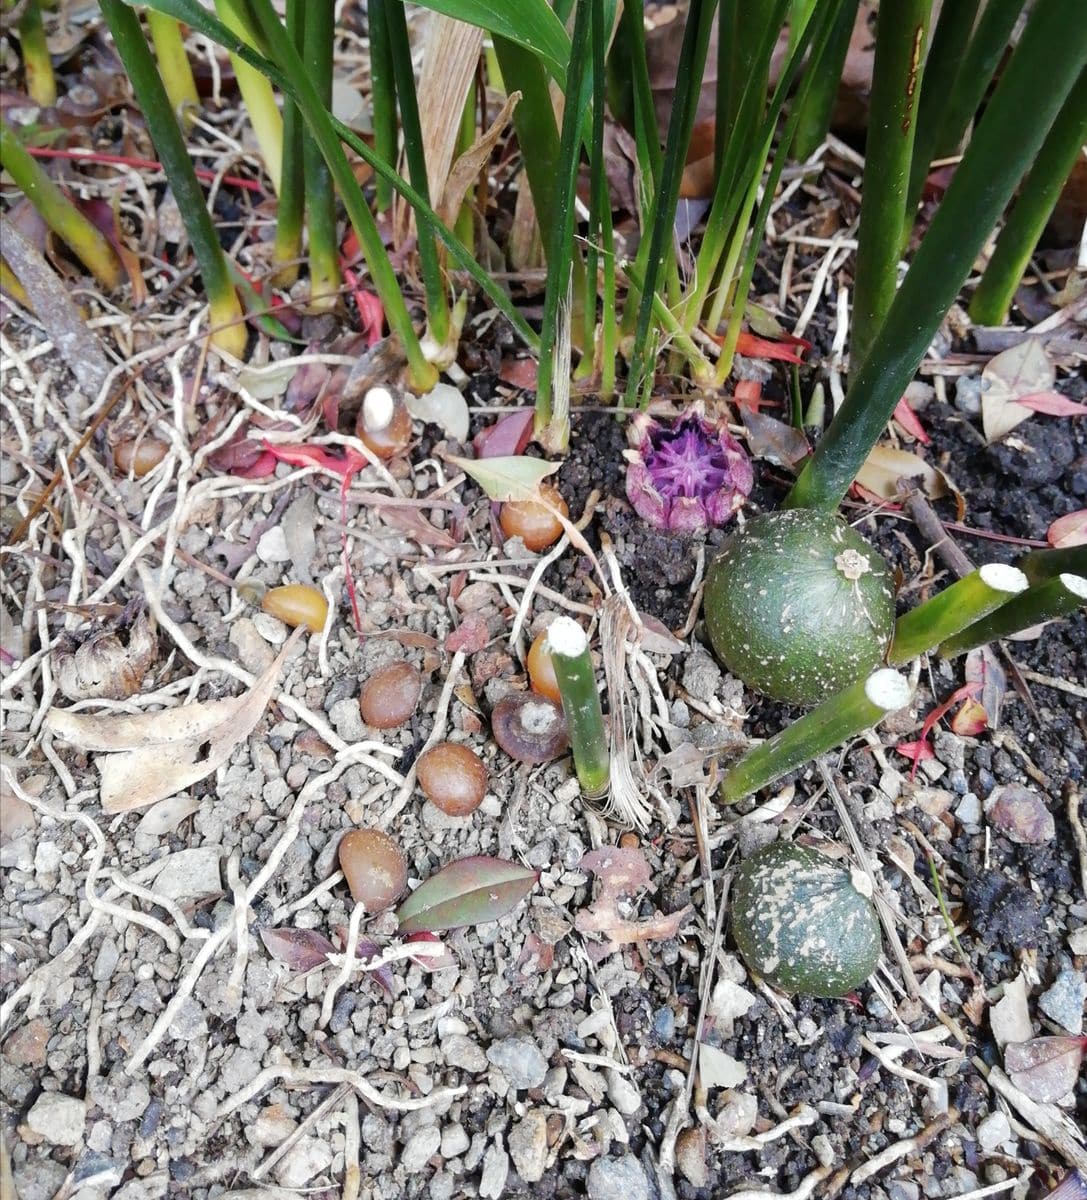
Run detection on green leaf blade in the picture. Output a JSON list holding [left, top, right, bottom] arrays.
[[396, 856, 539, 933]]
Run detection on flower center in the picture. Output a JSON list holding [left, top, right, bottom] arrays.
[[646, 420, 731, 499]]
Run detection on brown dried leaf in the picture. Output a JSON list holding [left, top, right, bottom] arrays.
[[54, 611, 157, 702], [980, 339, 1054, 442], [260, 927, 335, 973], [740, 408, 810, 469], [574, 847, 694, 953], [965, 646, 1006, 730], [1005, 1036, 1087, 1102], [437, 91, 521, 229], [856, 445, 960, 507], [45, 633, 296, 813]]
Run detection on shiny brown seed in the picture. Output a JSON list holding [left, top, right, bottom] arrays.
[[360, 661, 423, 729], [338, 828, 407, 912], [356, 387, 413, 459], [526, 630, 561, 702], [499, 484, 568, 552], [417, 741, 488, 816], [262, 583, 329, 632], [491, 691, 568, 765], [113, 437, 169, 478]]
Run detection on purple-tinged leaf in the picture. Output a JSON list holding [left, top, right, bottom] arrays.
[[334, 927, 394, 997], [740, 408, 810, 470], [1005, 1035, 1087, 1102], [473, 409, 534, 459], [260, 927, 335, 972], [404, 931, 458, 971], [395, 856, 539, 934]]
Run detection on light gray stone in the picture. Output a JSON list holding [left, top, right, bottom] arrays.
[[328, 697, 367, 743], [605, 1069, 641, 1115], [486, 1036, 547, 1090], [400, 1126, 440, 1172], [1039, 969, 1085, 1034], [440, 1123, 470, 1159], [149, 847, 222, 900], [587, 1153, 650, 1200], [508, 1110, 548, 1183], [275, 1136, 332, 1187], [229, 617, 276, 674], [442, 1034, 488, 1073], [479, 1142, 509, 1199], [976, 1111, 1011, 1151], [27, 1092, 86, 1145]]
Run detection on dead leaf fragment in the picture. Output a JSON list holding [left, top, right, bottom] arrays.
[[984, 784, 1056, 844], [740, 409, 810, 469], [856, 445, 959, 507], [1005, 1036, 1087, 1102], [574, 847, 694, 954], [54, 611, 157, 702], [45, 632, 298, 813], [980, 339, 1059, 442], [1048, 509, 1087, 549]]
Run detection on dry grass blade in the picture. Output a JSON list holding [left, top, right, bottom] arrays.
[[2, 218, 111, 396], [437, 90, 521, 228], [45, 629, 302, 812]]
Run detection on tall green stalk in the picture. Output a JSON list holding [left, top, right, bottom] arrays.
[[0, 119, 122, 290], [546, 617, 610, 801], [535, 0, 593, 449], [588, 0, 616, 395], [18, 0, 56, 106], [368, 0, 398, 212], [970, 66, 1087, 325], [100, 0, 246, 356], [786, 0, 1087, 512], [938, 574, 1087, 659], [385, 0, 449, 348], [715, 0, 776, 183], [271, 0, 304, 285], [214, 0, 283, 193], [851, 0, 933, 372], [302, 0, 341, 310], [900, 0, 981, 247], [147, 12, 199, 124], [791, 0, 859, 161]]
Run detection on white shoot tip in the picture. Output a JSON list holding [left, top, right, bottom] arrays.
[[865, 668, 912, 712], [1060, 573, 1087, 600], [978, 563, 1028, 594], [545, 616, 589, 659], [362, 387, 395, 432]]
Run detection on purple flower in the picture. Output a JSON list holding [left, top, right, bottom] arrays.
[[624, 406, 753, 532]]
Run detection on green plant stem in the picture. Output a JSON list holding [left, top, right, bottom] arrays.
[[791, 0, 859, 161], [888, 563, 1028, 665], [546, 617, 610, 800], [1018, 544, 1087, 585], [622, 0, 715, 407], [786, 0, 1087, 513], [621, 260, 712, 377], [271, 0, 304, 285], [937, 573, 1087, 659], [243, 0, 436, 389], [927, 855, 974, 976], [147, 11, 199, 124], [535, 0, 593, 449], [302, 0, 341, 310], [384, 0, 448, 346], [453, 90, 476, 250], [18, 0, 56, 106], [368, 0, 397, 212], [900, 0, 981, 248], [214, 0, 283, 193], [616, 0, 662, 204], [719, 669, 913, 803], [970, 67, 1087, 325], [851, 0, 932, 372], [932, 0, 1022, 160], [715, 0, 776, 182], [589, 0, 616, 396], [0, 119, 122, 291], [100, 0, 246, 355], [0, 256, 30, 306]]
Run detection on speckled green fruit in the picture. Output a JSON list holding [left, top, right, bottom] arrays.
[[732, 841, 881, 997], [704, 510, 894, 705]]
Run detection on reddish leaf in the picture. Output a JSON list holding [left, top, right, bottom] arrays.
[[1005, 1036, 1087, 1102], [260, 927, 335, 972], [333, 926, 394, 995], [735, 330, 808, 364], [344, 267, 384, 346], [892, 396, 931, 445], [965, 646, 1006, 730], [209, 436, 278, 477], [733, 380, 772, 413], [78, 197, 145, 304], [395, 856, 539, 934], [740, 408, 810, 469], [1048, 510, 1087, 549], [498, 359, 539, 390], [404, 931, 457, 971], [376, 504, 460, 550], [949, 698, 988, 737], [895, 739, 936, 766], [896, 682, 981, 778], [1017, 392, 1087, 417], [473, 410, 535, 459], [262, 441, 366, 477], [445, 613, 490, 654]]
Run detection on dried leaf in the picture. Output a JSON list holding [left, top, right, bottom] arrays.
[[892, 395, 931, 444], [498, 359, 539, 390], [260, 927, 336, 973], [1017, 393, 1087, 418], [281, 492, 318, 586], [473, 410, 534, 459], [333, 927, 394, 995], [855, 445, 958, 505], [949, 698, 988, 737], [437, 91, 521, 228], [965, 646, 1006, 731], [404, 931, 457, 971], [447, 454, 560, 502], [1048, 510, 1087, 549], [574, 847, 694, 952], [375, 503, 460, 550], [581, 847, 651, 898], [740, 409, 809, 469], [981, 339, 1055, 442], [1005, 1036, 1087, 1102], [405, 381, 470, 442], [984, 784, 1056, 844], [45, 634, 295, 813], [395, 856, 539, 934], [54, 611, 157, 701], [734, 330, 809, 364], [134, 793, 201, 840], [445, 613, 490, 654]]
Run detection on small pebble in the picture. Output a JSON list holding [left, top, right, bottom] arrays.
[[274, 1137, 332, 1188], [400, 1126, 440, 1172], [1038, 968, 1086, 1034], [508, 1110, 548, 1183], [440, 1123, 470, 1159], [486, 1035, 548, 1090], [26, 1092, 86, 1146], [976, 1110, 1011, 1151], [586, 1153, 650, 1200], [479, 1142, 510, 1199]]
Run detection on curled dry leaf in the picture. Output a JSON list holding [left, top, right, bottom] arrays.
[[856, 445, 962, 514], [1005, 1036, 1087, 1103], [978, 338, 1081, 442], [54, 610, 158, 702], [45, 632, 298, 813], [740, 409, 810, 470], [260, 927, 336, 973], [984, 784, 1056, 845], [395, 856, 539, 934], [574, 846, 694, 955], [1048, 510, 1087, 549]]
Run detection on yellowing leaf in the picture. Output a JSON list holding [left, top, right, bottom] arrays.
[[448, 453, 560, 502]]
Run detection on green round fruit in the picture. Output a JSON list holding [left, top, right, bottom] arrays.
[[704, 509, 894, 705], [731, 841, 880, 997]]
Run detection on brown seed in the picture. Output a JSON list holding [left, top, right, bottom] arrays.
[[360, 661, 423, 729], [356, 387, 413, 459], [492, 691, 568, 764], [499, 484, 568, 552], [417, 741, 488, 816], [262, 583, 329, 632], [338, 828, 407, 912], [526, 630, 561, 702], [113, 437, 168, 478]]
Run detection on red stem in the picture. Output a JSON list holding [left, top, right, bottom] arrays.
[[27, 146, 264, 193]]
